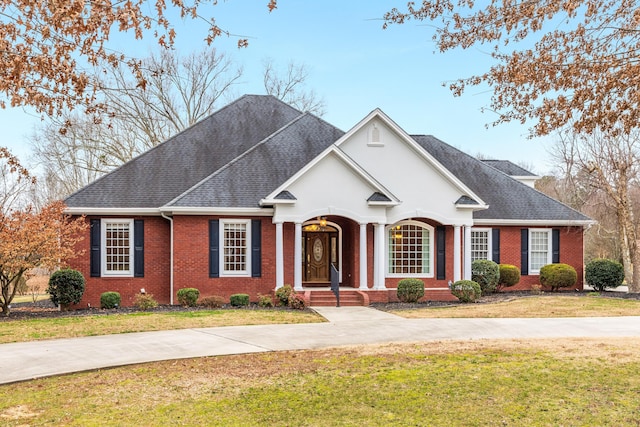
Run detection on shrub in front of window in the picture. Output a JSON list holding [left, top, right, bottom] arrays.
[[450, 280, 481, 303], [134, 293, 158, 310], [230, 293, 250, 307], [540, 263, 577, 291], [397, 278, 425, 303], [100, 291, 121, 309], [471, 259, 500, 294], [47, 269, 86, 309], [199, 295, 225, 308], [258, 293, 274, 308], [177, 288, 200, 307], [497, 264, 521, 291], [585, 259, 625, 292], [275, 284, 293, 306], [288, 293, 307, 310]]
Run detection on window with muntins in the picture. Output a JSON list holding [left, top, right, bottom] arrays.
[[102, 219, 133, 276], [387, 221, 433, 276], [471, 229, 491, 261], [222, 220, 250, 275], [529, 229, 551, 273]]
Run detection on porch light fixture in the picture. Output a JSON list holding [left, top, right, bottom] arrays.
[[320, 217, 327, 227]]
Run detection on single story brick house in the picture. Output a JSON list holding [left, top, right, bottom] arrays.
[[65, 95, 592, 307]]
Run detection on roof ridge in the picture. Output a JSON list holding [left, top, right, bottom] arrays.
[[164, 111, 310, 207]]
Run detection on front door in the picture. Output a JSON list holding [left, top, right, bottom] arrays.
[[305, 232, 330, 282]]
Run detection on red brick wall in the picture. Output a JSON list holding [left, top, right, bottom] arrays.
[[68, 216, 171, 308]]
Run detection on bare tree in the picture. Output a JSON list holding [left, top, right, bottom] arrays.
[[263, 59, 325, 116], [30, 48, 243, 200], [551, 127, 640, 291]]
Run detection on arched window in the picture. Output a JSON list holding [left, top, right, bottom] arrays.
[[387, 220, 434, 277]]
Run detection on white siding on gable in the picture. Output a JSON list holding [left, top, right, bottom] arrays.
[[339, 118, 473, 225]]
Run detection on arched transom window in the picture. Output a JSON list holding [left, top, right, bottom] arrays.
[[387, 220, 434, 277]]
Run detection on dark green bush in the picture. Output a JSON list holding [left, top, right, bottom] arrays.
[[230, 293, 250, 307], [450, 280, 481, 303], [275, 285, 293, 306], [100, 291, 121, 309], [498, 264, 521, 291], [288, 293, 307, 310], [471, 259, 500, 294], [199, 295, 225, 308], [47, 269, 86, 309], [257, 293, 274, 308], [585, 259, 624, 292], [540, 263, 577, 291], [397, 278, 425, 303], [134, 293, 158, 310], [177, 288, 200, 307]]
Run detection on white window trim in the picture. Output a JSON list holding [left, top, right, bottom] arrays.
[[470, 228, 492, 262], [529, 228, 552, 275], [386, 220, 435, 278], [101, 218, 134, 277], [220, 219, 252, 277]]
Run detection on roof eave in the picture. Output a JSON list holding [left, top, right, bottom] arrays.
[[473, 219, 596, 227], [64, 207, 162, 216]]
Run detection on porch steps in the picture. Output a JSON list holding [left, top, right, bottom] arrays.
[[306, 290, 369, 307]]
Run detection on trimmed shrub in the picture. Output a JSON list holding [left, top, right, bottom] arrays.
[[288, 293, 307, 310], [497, 264, 521, 291], [257, 294, 274, 308], [199, 295, 225, 308], [100, 291, 121, 309], [397, 278, 425, 303], [275, 284, 294, 306], [177, 288, 200, 307], [47, 269, 86, 309], [450, 280, 481, 303], [540, 263, 577, 291], [585, 258, 625, 292], [134, 293, 158, 310], [471, 259, 500, 294], [230, 293, 250, 307]]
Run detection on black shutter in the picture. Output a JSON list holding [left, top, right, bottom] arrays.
[[436, 226, 446, 280], [209, 220, 219, 278], [552, 229, 560, 264], [521, 228, 529, 276], [90, 219, 101, 277], [134, 219, 144, 277], [491, 228, 501, 264], [251, 219, 262, 278]]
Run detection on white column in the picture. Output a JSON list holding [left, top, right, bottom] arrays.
[[374, 223, 386, 289], [294, 222, 303, 291], [275, 221, 284, 289], [464, 225, 472, 280], [359, 223, 368, 290], [453, 225, 461, 283]]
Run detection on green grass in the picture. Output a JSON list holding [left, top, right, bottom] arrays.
[[2, 339, 640, 426], [0, 309, 323, 344]]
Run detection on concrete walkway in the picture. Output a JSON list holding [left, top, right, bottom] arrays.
[[2, 307, 640, 384]]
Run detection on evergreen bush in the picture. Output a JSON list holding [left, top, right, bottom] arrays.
[[177, 288, 200, 307], [275, 285, 293, 306], [257, 294, 274, 307], [585, 259, 624, 292], [230, 293, 250, 307], [396, 278, 425, 303], [100, 291, 121, 309], [47, 269, 86, 309], [540, 263, 577, 291], [450, 280, 481, 303], [471, 259, 500, 294], [497, 264, 521, 291]]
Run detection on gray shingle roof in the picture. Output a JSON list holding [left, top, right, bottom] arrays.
[[482, 159, 537, 176], [412, 135, 591, 222], [65, 95, 304, 208]]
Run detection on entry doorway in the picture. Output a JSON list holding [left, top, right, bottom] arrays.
[[302, 221, 340, 284]]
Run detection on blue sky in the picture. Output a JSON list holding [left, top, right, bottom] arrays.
[[0, 0, 556, 174]]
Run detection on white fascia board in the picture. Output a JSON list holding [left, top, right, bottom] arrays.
[[161, 206, 274, 216], [335, 108, 487, 207], [455, 203, 490, 211], [263, 145, 399, 204], [64, 207, 161, 216], [473, 219, 596, 227], [367, 200, 401, 207], [259, 198, 296, 206]]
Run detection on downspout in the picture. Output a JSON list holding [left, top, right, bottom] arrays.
[[161, 212, 174, 305]]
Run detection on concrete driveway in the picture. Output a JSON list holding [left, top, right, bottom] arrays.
[[2, 306, 640, 385]]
